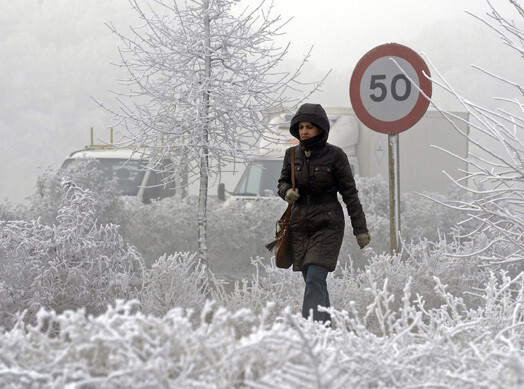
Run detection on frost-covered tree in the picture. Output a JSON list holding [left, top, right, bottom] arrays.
[[102, 0, 324, 268], [426, 0, 524, 265]]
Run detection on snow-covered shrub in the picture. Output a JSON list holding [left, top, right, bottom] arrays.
[[355, 175, 389, 217], [401, 185, 476, 243], [1, 268, 524, 388], [0, 200, 28, 222], [122, 175, 467, 276], [329, 239, 489, 334], [324, 270, 524, 388], [122, 195, 199, 268], [339, 212, 389, 270], [122, 196, 283, 275], [0, 301, 293, 388], [208, 198, 283, 276], [210, 239, 489, 335], [340, 175, 469, 270], [0, 181, 143, 330], [29, 158, 126, 227], [212, 257, 304, 318], [139, 252, 209, 317], [217, 235, 501, 335]]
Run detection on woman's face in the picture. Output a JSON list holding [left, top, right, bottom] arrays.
[[298, 122, 321, 141]]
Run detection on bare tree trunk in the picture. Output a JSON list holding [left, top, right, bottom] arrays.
[[198, 3, 211, 273]]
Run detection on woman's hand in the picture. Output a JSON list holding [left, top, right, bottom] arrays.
[[356, 232, 371, 249], [285, 188, 300, 204]]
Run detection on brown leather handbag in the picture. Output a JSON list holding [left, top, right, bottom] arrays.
[[265, 147, 295, 269]]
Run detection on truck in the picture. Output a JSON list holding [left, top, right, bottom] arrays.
[[61, 128, 179, 203], [217, 107, 469, 200]]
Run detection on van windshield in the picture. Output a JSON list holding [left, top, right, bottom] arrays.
[[62, 158, 146, 196], [233, 160, 282, 196]]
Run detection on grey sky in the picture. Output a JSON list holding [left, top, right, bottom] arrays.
[[0, 0, 520, 203]]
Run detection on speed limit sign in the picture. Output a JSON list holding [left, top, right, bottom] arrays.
[[350, 43, 432, 134], [350, 43, 432, 255]]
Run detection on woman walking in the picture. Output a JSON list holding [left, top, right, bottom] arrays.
[[278, 103, 370, 324]]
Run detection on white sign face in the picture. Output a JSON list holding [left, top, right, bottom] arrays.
[[359, 57, 419, 122]]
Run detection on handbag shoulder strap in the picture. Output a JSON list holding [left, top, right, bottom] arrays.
[[291, 147, 295, 190], [283, 147, 296, 222]]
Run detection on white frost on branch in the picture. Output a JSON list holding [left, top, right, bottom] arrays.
[[1, 268, 524, 387], [418, 0, 524, 265]]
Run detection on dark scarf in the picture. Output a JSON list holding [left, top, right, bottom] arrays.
[[300, 132, 327, 155]]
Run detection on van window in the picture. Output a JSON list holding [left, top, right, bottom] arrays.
[[233, 160, 282, 196]]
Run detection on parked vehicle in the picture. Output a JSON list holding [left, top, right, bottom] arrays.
[[62, 128, 177, 203]]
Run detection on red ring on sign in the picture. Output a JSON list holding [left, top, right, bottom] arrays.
[[349, 43, 432, 134]]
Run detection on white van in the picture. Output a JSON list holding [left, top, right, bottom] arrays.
[[62, 132, 177, 203]]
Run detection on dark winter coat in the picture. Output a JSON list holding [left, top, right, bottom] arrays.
[[277, 104, 368, 272]]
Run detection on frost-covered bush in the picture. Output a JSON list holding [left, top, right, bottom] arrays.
[[401, 185, 477, 243], [29, 158, 127, 227], [1, 269, 524, 388], [123, 195, 283, 275], [340, 176, 470, 270], [20, 162, 468, 278], [0, 200, 28, 222], [208, 198, 283, 276], [212, 239, 490, 334], [139, 252, 209, 317], [213, 257, 304, 318], [122, 175, 467, 275], [122, 195, 200, 268], [0, 182, 143, 330], [355, 175, 389, 217], [330, 239, 489, 334]]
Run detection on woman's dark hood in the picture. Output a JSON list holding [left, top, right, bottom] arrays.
[[290, 103, 330, 151], [290, 103, 330, 139]]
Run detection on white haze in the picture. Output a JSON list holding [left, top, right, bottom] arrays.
[[0, 0, 521, 203]]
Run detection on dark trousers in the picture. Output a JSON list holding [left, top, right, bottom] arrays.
[[301, 264, 331, 323]]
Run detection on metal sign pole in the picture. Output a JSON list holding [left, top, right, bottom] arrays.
[[388, 133, 401, 255]]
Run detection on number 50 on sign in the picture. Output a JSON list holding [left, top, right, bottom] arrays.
[[350, 43, 432, 134]]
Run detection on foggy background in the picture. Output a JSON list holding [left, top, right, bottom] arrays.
[[1, 0, 521, 204]]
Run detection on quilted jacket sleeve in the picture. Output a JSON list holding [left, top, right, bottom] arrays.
[[334, 147, 368, 235], [277, 147, 293, 200]]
